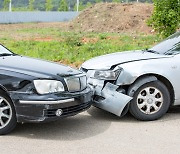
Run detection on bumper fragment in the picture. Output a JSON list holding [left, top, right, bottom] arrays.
[[92, 82, 132, 116]]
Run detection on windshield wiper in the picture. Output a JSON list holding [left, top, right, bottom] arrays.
[[0, 53, 15, 57], [143, 49, 160, 54]]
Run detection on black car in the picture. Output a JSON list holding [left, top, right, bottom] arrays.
[[0, 44, 92, 135]]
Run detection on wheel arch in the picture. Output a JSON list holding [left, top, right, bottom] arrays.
[[0, 84, 9, 95], [129, 73, 175, 106], [0, 84, 15, 106]]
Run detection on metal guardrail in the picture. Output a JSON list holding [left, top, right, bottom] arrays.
[[0, 12, 79, 24]]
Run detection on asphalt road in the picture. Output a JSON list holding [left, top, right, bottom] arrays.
[[1, 106, 180, 154]]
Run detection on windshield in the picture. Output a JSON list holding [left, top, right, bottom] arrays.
[[149, 31, 180, 55], [0, 45, 13, 56]]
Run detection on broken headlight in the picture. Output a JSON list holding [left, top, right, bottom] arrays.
[[34, 80, 65, 94], [94, 68, 121, 80]]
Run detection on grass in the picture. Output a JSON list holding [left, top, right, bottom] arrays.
[[0, 24, 162, 67]]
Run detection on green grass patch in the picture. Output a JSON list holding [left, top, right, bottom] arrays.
[[0, 29, 161, 66]]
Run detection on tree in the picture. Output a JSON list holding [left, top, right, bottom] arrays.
[[74, 1, 86, 11], [3, 0, 10, 11], [45, 0, 53, 11], [148, 0, 180, 38], [58, 0, 68, 11], [95, 0, 102, 3], [29, 0, 35, 11], [86, 2, 92, 8], [112, 0, 120, 2]]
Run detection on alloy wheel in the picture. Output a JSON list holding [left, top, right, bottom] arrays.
[[136, 87, 163, 115], [0, 97, 12, 129]]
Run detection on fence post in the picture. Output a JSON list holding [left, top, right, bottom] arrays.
[[9, 0, 12, 12], [77, 0, 79, 12]]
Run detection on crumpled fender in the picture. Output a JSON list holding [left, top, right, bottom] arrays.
[[89, 75, 157, 117], [128, 76, 157, 96], [93, 82, 132, 116]]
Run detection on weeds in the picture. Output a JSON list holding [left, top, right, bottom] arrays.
[[0, 26, 161, 66]]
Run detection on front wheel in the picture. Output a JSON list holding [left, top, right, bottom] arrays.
[[0, 92, 17, 135], [129, 80, 170, 121]]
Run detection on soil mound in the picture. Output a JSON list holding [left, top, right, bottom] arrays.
[[69, 2, 153, 34]]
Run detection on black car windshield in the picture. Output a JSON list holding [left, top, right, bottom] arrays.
[[149, 31, 180, 55], [0, 45, 13, 56]]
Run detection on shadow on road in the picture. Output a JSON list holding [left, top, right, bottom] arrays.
[[9, 106, 180, 140], [10, 107, 135, 140]]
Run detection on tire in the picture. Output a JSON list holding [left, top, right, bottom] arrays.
[[0, 91, 17, 135], [129, 80, 170, 121]]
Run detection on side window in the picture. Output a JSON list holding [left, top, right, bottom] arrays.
[[172, 42, 180, 51], [175, 44, 180, 51]]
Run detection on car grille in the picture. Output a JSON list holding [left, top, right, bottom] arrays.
[[64, 75, 87, 92], [44, 102, 91, 117]]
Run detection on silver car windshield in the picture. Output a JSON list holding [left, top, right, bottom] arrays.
[[149, 31, 180, 55], [0, 45, 13, 56]]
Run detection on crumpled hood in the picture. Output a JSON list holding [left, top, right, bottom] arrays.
[[82, 50, 170, 70], [0, 55, 81, 78]]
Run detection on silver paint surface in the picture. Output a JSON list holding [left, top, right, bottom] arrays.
[[81, 49, 180, 116]]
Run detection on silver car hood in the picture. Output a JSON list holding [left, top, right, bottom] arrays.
[[82, 50, 169, 70]]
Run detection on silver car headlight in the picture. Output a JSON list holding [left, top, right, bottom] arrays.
[[34, 80, 65, 94], [94, 68, 121, 80]]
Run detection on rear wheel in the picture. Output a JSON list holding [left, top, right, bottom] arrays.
[[129, 80, 170, 121], [0, 92, 17, 135]]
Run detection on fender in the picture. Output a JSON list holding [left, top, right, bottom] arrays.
[[128, 76, 157, 97]]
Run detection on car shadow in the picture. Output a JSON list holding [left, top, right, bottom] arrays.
[[9, 106, 180, 140], [10, 107, 136, 140], [162, 106, 180, 121]]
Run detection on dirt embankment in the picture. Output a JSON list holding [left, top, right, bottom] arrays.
[[69, 2, 153, 34], [0, 3, 154, 34]]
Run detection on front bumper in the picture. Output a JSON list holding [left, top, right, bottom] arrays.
[[9, 87, 93, 123], [89, 78, 132, 117]]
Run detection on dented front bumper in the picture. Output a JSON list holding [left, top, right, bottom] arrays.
[[9, 87, 93, 123], [89, 79, 132, 117]]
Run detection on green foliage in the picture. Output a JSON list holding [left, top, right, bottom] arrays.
[[74, 2, 87, 11], [74, 2, 92, 11], [29, 0, 34, 11], [148, 0, 180, 38], [95, 0, 102, 3], [45, 0, 53, 11], [86, 2, 92, 8], [12, 7, 29, 11], [112, 0, 120, 2], [3, 0, 10, 11], [0, 0, 153, 11], [58, 0, 68, 11]]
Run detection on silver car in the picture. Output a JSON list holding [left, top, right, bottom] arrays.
[[80, 31, 180, 121]]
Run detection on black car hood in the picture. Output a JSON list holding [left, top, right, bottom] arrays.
[[0, 55, 81, 78]]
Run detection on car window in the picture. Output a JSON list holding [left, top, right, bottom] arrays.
[[150, 31, 180, 55], [0, 45, 13, 55], [171, 42, 180, 51]]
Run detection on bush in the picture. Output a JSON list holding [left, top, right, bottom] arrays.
[[148, 0, 180, 38]]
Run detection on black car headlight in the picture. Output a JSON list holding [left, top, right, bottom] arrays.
[[94, 68, 121, 80], [33, 80, 65, 94]]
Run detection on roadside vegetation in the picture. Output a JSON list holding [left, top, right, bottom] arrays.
[[0, 24, 161, 67], [148, 0, 180, 38], [0, 0, 153, 11]]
